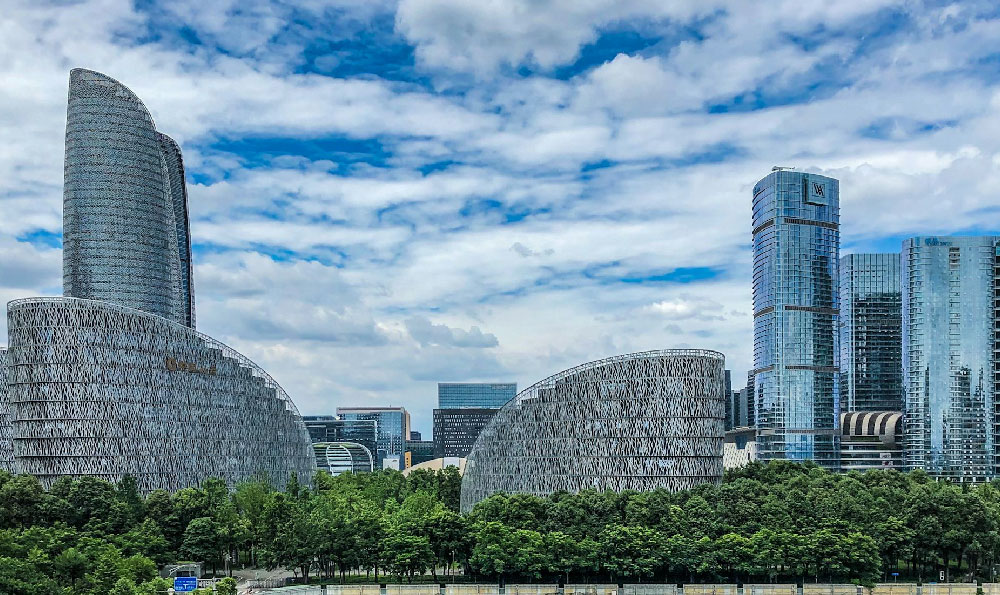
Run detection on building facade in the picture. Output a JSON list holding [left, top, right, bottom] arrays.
[[406, 440, 436, 466], [839, 253, 903, 412], [726, 388, 754, 430], [336, 407, 410, 465], [313, 442, 374, 476], [902, 236, 1000, 482], [752, 169, 841, 470], [723, 428, 758, 469], [460, 350, 726, 512], [840, 411, 903, 471], [438, 383, 516, 408], [0, 348, 13, 472], [433, 408, 500, 458], [302, 416, 378, 465], [63, 69, 195, 328], [0, 69, 315, 490]]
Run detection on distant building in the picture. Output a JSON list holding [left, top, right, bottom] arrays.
[[314, 442, 375, 476], [302, 416, 378, 468], [840, 411, 903, 471], [403, 457, 466, 476], [726, 387, 754, 431], [745, 371, 756, 427], [434, 408, 500, 458], [751, 169, 841, 470], [461, 350, 726, 512], [902, 236, 1000, 482], [839, 253, 903, 412], [438, 383, 516, 408], [724, 428, 758, 469], [407, 440, 436, 466], [409, 430, 422, 441], [336, 407, 410, 463]]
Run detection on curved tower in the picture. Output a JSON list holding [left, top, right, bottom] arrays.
[[63, 68, 192, 327], [460, 349, 726, 512]]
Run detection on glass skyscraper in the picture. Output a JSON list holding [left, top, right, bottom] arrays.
[[839, 253, 903, 412], [336, 407, 410, 466], [902, 236, 999, 482], [437, 383, 516, 408], [751, 169, 840, 469]]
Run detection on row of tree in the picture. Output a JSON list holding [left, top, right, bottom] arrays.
[[2, 461, 1000, 592]]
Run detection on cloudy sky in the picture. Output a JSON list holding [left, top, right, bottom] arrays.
[[2, 0, 999, 435]]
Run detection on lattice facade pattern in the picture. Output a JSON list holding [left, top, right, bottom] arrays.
[[0, 348, 16, 472], [63, 68, 195, 328], [6, 297, 315, 492], [314, 442, 375, 476], [460, 350, 725, 512], [752, 170, 841, 470]]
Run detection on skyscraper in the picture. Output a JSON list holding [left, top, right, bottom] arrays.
[[751, 169, 840, 469], [336, 407, 410, 467], [839, 253, 903, 412], [437, 383, 516, 408], [63, 69, 195, 327], [902, 236, 1000, 482]]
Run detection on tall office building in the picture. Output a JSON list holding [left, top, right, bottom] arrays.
[[726, 387, 754, 430], [902, 236, 1000, 482], [434, 382, 516, 458], [336, 407, 410, 467], [839, 253, 903, 412], [438, 383, 516, 408], [751, 169, 840, 469], [63, 68, 195, 327], [745, 371, 756, 427], [0, 70, 314, 490]]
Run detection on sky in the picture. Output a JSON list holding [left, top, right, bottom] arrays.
[[1, 0, 999, 436]]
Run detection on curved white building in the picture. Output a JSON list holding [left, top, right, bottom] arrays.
[[460, 350, 726, 512]]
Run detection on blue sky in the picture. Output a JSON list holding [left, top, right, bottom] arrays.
[[1, 0, 999, 434]]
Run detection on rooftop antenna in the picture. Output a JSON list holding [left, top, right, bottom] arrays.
[[771, 165, 795, 171]]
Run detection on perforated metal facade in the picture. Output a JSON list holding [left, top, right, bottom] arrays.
[[63, 68, 195, 327], [752, 170, 840, 470], [460, 350, 725, 512], [0, 348, 15, 472], [6, 297, 315, 492]]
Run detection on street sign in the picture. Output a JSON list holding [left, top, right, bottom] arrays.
[[174, 577, 198, 592], [940, 571, 946, 582]]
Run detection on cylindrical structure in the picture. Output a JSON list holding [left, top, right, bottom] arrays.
[[314, 442, 375, 476], [460, 349, 726, 512], [63, 69, 191, 326], [6, 297, 315, 493]]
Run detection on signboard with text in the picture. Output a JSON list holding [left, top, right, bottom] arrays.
[[174, 577, 198, 592]]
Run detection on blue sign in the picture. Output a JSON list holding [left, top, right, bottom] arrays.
[[174, 577, 198, 592]]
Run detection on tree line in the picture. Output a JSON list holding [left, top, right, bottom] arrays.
[[1, 461, 999, 592]]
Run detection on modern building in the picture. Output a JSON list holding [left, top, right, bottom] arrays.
[[406, 440, 436, 466], [460, 349, 726, 512], [840, 411, 903, 471], [0, 70, 315, 491], [745, 371, 756, 427], [726, 387, 754, 431], [409, 430, 422, 441], [902, 236, 1000, 482], [302, 416, 378, 466], [433, 408, 500, 458], [0, 348, 13, 472], [751, 169, 841, 470], [336, 407, 410, 466], [63, 69, 195, 328], [723, 428, 758, 469], [438, 383, 516, 408], [313, 442, 375, 476], [839, 253, 903, 412]]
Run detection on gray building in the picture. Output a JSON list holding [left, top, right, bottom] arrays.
[[434, 408, 500, 458], [433, 382, 515, 459], [902, 236, 1000, 482], [727, 387, 755, 430], [751, 169, 840, 470], [336, 407, 410, 466], [839, 253, 903, 412], [0, 69, 316, 491], [438, 383, 516, 408], [461, 350, 726, 512]]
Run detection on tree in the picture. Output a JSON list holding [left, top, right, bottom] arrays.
[[108, 577, 138, 595], [53, 547, 88, 589], [216, 577, 238, 595], [599, 525, 662, 581], [181, 517, 223, 575], [383, 531, 434, 581]]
